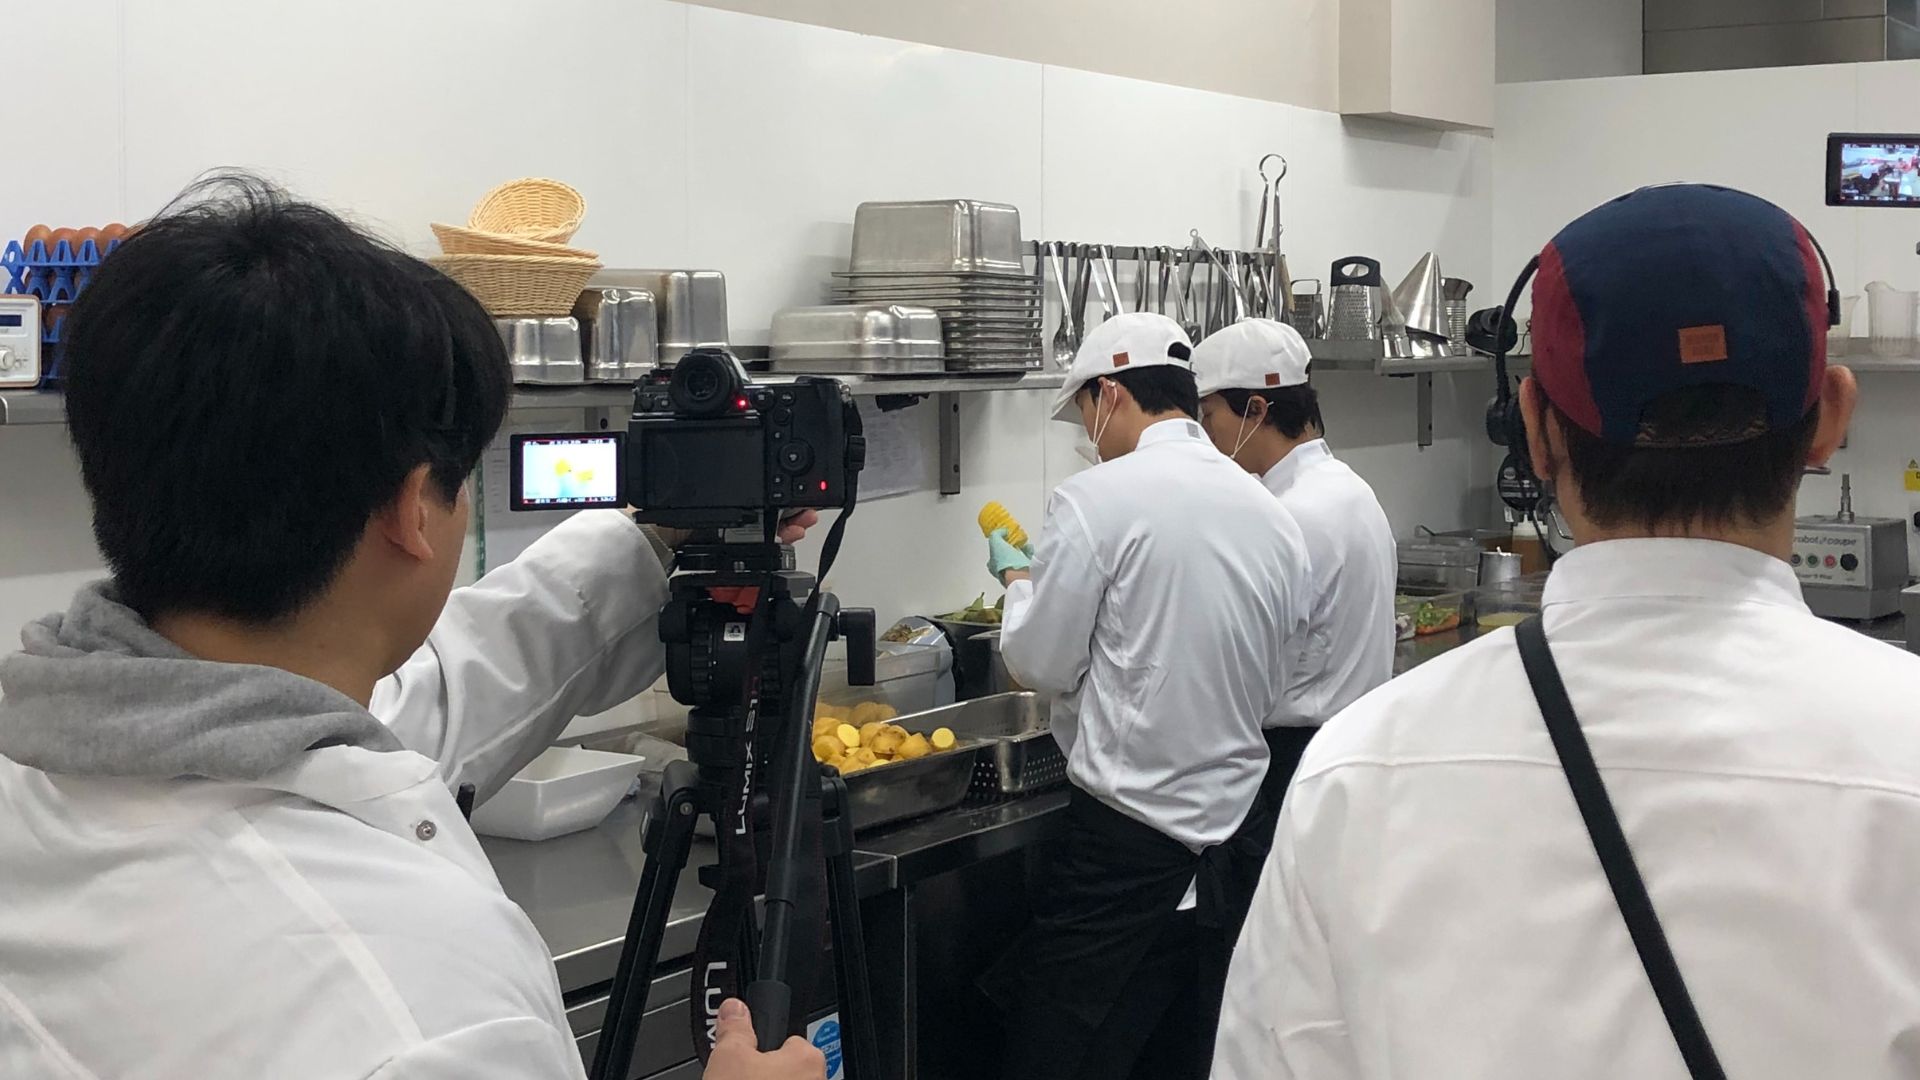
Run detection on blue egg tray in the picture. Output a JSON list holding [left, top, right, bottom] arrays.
[[1, 235, 122, 385]]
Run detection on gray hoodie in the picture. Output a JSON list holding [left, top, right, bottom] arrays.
[[0, 580, 402, 781]]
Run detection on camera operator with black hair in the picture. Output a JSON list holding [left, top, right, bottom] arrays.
[[0, 177, 823, 1080], [977, 312, 1312, 1080], [1213, 185, 1920, 1080]]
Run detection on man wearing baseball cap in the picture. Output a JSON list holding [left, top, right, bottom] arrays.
[[979, 312, 1312, 1080], [1214, 184, 1920, 1080], [1191, 318, 1396, 820]]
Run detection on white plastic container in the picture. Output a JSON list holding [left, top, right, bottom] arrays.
[[1866, 281, 1917, 357], [470, 746, 646, 842]]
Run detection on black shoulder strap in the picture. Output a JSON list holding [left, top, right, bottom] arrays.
[[1514, 616, 1729, 1080]]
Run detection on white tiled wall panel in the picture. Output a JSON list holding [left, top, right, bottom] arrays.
[[3, 0, 1494, 640]]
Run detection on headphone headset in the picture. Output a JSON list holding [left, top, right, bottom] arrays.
[[1473, 201, 1840, 513]]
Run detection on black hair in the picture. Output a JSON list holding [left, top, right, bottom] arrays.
[[1082, 365, 1199, 419], [1552, 385, 1819, 531], [62, 173, 510, 623], [1215, 385, 1324, 439]]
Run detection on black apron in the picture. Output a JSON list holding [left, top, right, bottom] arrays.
[[979, 782, 1272, 1080]]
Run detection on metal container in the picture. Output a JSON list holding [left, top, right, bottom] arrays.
[[1327, 257, 1384, 341], [850, 199, 1025, 274], [590, 269, 727, 363], [572, 287, 658, 383], [1397, 533, 1482, 590], [496, 316, 585, 385], [1901, 584, 1920, 655], [843, 723, 983, 833], [1286, 278, 1325, 339], [1478, 549, 1525, 586], [897, 692, 1065, 800], [770, 304, 945, 361], [1442, 277, 1473, 355]]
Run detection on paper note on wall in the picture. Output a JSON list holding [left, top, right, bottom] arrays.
[[855, 398, 932, 501]]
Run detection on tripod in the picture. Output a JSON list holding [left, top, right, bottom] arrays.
[[590, 544, 883, 1080]]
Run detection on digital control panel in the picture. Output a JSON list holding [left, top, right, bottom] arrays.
[[0, 296, 42, 389]]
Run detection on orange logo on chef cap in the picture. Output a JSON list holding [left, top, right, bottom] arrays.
[[1264, 372, 1282, 386], [1111, 351, 1131, 368]]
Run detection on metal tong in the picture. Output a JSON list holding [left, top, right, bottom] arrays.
[[1253, 153, 1293, 320]]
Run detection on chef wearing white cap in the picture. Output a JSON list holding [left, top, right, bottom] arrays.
[[977, 312, 1312, 1080], [1191, 319, 1397, 812]]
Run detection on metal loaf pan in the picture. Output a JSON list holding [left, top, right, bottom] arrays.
[[849, 199, 1025, 274], [769, 304, 945, 361], [497, 316, 585, 386], [572, 287, 658, 383], [591, 269, 728, 362]]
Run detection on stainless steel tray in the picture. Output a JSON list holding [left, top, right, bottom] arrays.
[[769, 355, 947, 375], [770, 304, 945, 361], [896, 693, 1066, 798], [843, 729, 984, 833], [833, 269, 1035, 283], [849, 199, 1025, 274]]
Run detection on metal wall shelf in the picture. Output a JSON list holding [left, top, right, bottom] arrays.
[[0, 389, 65, 426]]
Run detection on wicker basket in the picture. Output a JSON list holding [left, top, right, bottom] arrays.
[[428, 253, 602, 317], [468, 178, 586, 244], [431, 222, 596, 259]]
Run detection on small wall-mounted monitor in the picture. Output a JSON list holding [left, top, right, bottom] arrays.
[[1827, 133, 1920, 207]]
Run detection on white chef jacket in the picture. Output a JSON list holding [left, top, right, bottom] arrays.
[[1259, 439, 1396, 728], [1001, 418, 1311, 852], [1213, 538, 1920, 1080], [0, 510, 665, 1080]]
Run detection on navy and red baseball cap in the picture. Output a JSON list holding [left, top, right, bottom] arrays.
[[1530, 184, 1834, 446]]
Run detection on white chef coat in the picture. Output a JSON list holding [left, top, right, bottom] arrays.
[[0, 510, 665, 1080], [1213, 538, 1920, 1080], [1001, 418, 1311, 853], [1259, 439, 1397, 728]]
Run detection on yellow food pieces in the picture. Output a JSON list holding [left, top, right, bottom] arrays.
[[810, 716, 962, 774], [812, 734, 846, 763], [977, 501, 1030, 551]]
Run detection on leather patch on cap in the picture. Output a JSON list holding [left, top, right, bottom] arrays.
[[1111, 351, 1130, 367], [1678, 325, 1728, 364], [1264, 372, 1282, 386]]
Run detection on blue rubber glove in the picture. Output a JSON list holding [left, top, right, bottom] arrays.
[[987, 528, 1033, 583]]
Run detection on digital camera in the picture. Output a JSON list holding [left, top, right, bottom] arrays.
[[510, 348, 862, 530]]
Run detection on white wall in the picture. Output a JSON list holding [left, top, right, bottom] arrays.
[[1, 0, 1494, 647], [1495, 60, 1920, 568], [1497, 0, 1642, 83], [682, 0, 1342, 112]]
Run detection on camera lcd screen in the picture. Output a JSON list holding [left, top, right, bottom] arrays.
[[636, 424, 765, 510], [1827, 133, 1920, 207], [510, 434, 625, 511]]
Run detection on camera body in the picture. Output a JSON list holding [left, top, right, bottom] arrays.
[[510, 348, 861, 530]]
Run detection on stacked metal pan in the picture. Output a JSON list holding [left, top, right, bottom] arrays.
[[830, 200, 1042, 372]]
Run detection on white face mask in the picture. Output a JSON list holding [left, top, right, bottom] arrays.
[[1227, 402, 1259, 462], [1076, 385, 1114, 465]]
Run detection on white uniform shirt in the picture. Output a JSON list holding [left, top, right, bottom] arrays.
[[1214, 538, 1920, 1080], [0, 510, 665, 1080], [1002, 418, 1312, 852], [1260, 439, 1397, 728]]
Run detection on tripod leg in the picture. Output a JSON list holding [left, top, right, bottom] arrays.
[[820, 772, 883, 1080], [591, 760, 702, 1080]]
